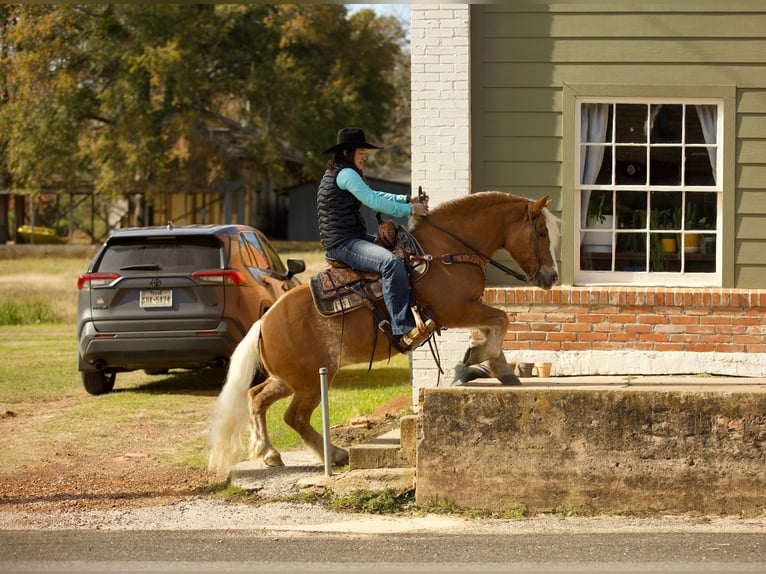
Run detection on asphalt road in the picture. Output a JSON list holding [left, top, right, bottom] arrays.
[[2, 530, 765, 573]]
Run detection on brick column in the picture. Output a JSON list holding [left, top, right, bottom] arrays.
[[410, 4, 472, 397]]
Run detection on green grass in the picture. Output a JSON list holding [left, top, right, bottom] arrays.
[[0, 251, 410, 475]]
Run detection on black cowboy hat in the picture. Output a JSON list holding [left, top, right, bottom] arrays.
[[323, 127, 383, 154]]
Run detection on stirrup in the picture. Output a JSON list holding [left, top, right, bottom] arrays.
[[398, 318, 436, 350]]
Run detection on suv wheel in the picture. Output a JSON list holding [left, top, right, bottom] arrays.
[[82, 370, 116, 395]]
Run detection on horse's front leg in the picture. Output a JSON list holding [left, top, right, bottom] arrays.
[[457, 305, 520, 386], [283, 389, 349, 467], [248, 377, 292, 467]]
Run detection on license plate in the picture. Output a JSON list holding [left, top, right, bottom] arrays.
[[140, 289, 172, 308]]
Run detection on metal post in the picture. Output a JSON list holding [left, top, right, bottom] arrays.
[[319, 367, 331, 477]]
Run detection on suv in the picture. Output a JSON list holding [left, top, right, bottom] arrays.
[[77, 223, 304, 395]]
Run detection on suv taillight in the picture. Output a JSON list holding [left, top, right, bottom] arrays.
[[77, 273, 120, 290], [191, 270, 244, 286]]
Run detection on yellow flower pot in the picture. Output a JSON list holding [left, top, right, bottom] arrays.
[[661, 238, 677, 253]]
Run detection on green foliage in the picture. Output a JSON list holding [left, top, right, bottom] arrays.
[[0, 4, 408, 196], [317, 488, 416, 514], [0, 299, 57, 325]]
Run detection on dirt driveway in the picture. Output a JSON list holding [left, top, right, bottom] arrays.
[[0, 392, 410, 517]]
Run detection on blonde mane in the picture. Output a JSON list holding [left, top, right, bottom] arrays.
[[422, 191, 560, 250]]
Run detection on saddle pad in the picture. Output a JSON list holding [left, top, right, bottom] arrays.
[[310, 270, 384, 317]]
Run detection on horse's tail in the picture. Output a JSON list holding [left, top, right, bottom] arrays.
[[206, 319, 263, 479]]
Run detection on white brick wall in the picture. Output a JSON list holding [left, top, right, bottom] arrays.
[[410, 5, 473, 398]]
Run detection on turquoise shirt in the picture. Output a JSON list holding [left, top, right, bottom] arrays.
[[336, 168, 412, 219]]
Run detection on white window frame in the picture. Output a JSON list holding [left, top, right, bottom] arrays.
[[574, 97, 723, 287]]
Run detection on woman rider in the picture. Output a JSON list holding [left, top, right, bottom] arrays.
[[317, 127, 433, 351]]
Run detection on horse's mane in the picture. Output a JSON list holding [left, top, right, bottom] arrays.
[[420, 191, 560, 250]]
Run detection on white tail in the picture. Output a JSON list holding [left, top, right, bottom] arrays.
[[206, 320, 263, 479]]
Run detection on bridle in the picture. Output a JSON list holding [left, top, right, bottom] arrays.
[[419, 202, 547, 284]]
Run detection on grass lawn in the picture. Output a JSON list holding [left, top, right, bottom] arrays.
[[0, 253, 411, 473]]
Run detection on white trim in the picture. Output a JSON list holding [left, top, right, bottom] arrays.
[[504, 350, 766, 379]]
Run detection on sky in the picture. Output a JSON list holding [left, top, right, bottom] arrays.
[[346, 4, 411, 33]]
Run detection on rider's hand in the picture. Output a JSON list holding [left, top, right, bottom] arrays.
[[410, 202, 428, 217], [411, 191, 429, 205]]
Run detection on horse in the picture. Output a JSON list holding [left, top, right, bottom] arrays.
[[207, 191, 560, 477]]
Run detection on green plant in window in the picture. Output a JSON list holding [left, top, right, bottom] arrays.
[[649, 209, 672, 271], [586, 191, 612, 224]]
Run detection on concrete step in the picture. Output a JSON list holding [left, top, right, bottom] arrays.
[[348, 414, 419, 470]]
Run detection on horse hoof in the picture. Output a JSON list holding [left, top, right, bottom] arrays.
[[498, 373, 521, 386], [263, 451, 285, 467], [453, 362, 490, 384]]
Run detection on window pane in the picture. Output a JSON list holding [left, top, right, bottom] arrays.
[[580, 145, 612, 185], [616, 232, 647, 272], [685, 192, 716, 230], [616, 191, 647, 229], [685, 147, 715, 186], [615, 104, 647, 143], [686, 105, 716, 145], [594, 146, 613, 184], [615, 146, 646, 185], [585, 190, 613, 227], [650, 191, 682, 230], [650, 104, 682, 143], [650, 147, 682, 185], [651, 233, 681, 272], [581, 103, 613, 143]]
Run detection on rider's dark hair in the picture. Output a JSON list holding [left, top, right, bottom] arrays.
[[327, 148, 363, 177]]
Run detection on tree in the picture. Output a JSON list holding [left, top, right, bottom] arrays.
[[0, 4, 407, 235]]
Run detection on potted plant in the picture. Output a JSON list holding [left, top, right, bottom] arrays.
[[583, 191, 613, 253]]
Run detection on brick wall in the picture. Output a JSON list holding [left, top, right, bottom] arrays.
[[490, 286, 766, 377]]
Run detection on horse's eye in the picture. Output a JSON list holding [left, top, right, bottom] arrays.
[[538, 229, 547, 238]]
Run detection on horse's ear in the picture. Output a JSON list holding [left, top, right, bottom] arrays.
[[531, 196, 552, 215]]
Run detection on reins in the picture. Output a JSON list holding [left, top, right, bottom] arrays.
[[419, 208, 542, 284]]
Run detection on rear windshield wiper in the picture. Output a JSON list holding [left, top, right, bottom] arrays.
[[119, 264, 162, 271]]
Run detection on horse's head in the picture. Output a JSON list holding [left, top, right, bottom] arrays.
[[505, 196, 559, 289]]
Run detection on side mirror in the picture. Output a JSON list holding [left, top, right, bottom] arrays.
[[285, 258, 306, 279]]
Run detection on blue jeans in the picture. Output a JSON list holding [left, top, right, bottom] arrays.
[[326, 237, 415, 336]]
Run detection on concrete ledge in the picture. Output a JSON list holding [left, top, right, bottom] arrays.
[[415, 379, 766, 515]]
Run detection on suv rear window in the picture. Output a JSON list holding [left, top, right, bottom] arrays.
[[96, 236, 222, 273]]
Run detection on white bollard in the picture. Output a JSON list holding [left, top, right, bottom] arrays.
[[319, 367, 331, 477]]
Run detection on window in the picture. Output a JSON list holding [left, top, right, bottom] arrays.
[[240, 231, 287, 274], [576, 100, 722, 286], [98, 237, 222, 273]]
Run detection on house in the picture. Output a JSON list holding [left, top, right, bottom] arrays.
[[410, 3, 766, 390]]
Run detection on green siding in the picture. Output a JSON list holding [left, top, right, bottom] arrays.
[[472, 2, 766, 288]]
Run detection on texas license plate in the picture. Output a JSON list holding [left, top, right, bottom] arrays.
[[140, 289, 172, 308]]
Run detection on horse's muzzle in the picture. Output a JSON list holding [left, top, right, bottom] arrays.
[[534, 266, 559, 289]]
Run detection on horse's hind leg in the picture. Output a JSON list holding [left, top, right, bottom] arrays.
[[283, 386, 349, 467], [248, 377, 292, 467]]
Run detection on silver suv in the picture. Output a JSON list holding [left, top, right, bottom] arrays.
[[77, 223, 304, 395]]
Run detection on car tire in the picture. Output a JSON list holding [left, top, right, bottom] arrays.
[[82, 370, 116, 395]]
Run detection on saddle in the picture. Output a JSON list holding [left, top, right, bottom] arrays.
[[309, 221, 430, 318]]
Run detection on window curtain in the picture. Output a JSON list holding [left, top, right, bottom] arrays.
[[580, 103, 610, 227], [695, 105, 717, 184]]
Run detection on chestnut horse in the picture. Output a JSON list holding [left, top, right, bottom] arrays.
[[207, 192, 559, 477]]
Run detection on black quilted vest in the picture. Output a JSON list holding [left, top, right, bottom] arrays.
[[317, 165, 367, 251]]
